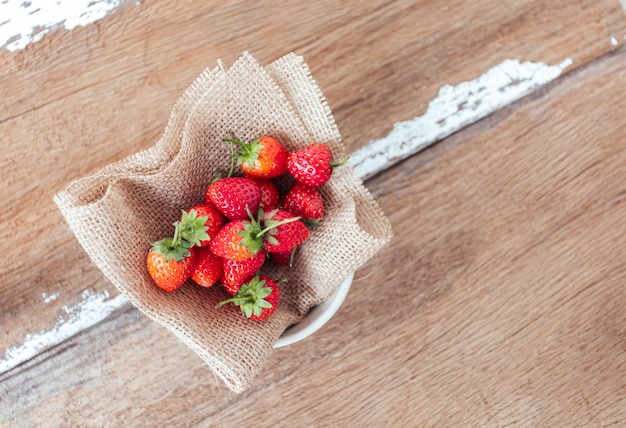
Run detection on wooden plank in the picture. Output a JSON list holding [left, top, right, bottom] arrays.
[[3, 38, 626, 425], [2, 0, 626, 377]]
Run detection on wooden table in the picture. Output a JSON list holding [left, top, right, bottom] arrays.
[[2, 0, 626, 425]]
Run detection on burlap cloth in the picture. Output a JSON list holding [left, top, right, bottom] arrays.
[[54, 52, 393, 393]]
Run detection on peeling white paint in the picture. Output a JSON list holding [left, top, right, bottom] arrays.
[[350, 58, 573, 180], [42, 292, 61, 303], [0, 290, 128, 373], [0, 0, 139, 52], [611, 37, 618, 46]]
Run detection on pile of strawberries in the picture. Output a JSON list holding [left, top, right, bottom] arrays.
[[146, 136, 345, 321]]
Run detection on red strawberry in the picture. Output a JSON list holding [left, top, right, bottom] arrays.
[[205, 177, 261, 220], [216, 275, 280, 321], [182, 204, 224, 247], [287, 143, 346, 186], [210, 208, 305, 260], [281, 182, 324, 224], [147, 226, 196, 292], [190, 247, 223, 288], [222, 250, 266, 295], [247, 177, 281, 211], [209, 219, 263, 261], [262, 209, 310, 254], [269, 248, 297, 266], [226, 136, 288, 179]]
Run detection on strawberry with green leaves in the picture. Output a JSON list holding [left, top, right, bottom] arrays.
[[190, 246, 223, 288], [281, 182, 324, 225], [216, 275, 280, 320], [221, 250, 266, 295], [209, 219, 263, 261], [287, 143, 347, 187], [262, 209, 310, 254], [183, 204, 224, 246], [205, 177, 261, 220], [226, 136, 288, 179], [147, 221, 196, 292], [210, 208, 304, 260]]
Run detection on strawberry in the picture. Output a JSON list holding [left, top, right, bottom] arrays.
[[226, 136, 288, 179], [281, 182, 324, 224], [205, 177, 261, 220], [222, 250, 266, 295], [176, 207, 213, 248], [247, 176, 281, 211], [262, 209, 310, 254], [147, 222, 196, 292], [183, 204, 224, 246], [287, 143, 347, 187], [269, 247, 297, 266], [147, 249, 196, 292], [190, 247, 223, 288], [210, 209, 302, 260], [209, 219, 262, 261], [216, 275, 280, 321]]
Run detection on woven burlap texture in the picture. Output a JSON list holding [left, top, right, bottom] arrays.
[[54, 52, 393, 393]]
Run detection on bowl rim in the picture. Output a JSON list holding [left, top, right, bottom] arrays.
[[274, 272, 354, 348]]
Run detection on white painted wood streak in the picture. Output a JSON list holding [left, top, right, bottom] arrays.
[[0, 0, 139, 52], [0, 291, 128, 373], [42, 292, 61, 304], [350, 58, 573, 180]]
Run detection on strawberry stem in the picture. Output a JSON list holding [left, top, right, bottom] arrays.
[[172, 220, 181, 246], [331, 156, 350, 168], [149, 221, 192, 262], [288, 247, 297, 267], [215, 296, 247, 308], [255, 216, 300, 239], [223, 137, 247, 148]]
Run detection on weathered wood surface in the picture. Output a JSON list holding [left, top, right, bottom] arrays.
[[2, 0, 624, 375], [2, 0, 626, 425], [4, 40, 626, 427]]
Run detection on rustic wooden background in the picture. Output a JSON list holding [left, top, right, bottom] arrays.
[[2, 0, 626, 425]]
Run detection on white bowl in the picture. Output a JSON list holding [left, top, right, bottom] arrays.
[[274, 272, 354, 348]]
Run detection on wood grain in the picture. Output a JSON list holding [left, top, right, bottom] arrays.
[[3, 35, 626, 426], [1, 0, 625, 374]]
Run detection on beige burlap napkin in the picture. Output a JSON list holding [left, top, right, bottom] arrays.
[[54, 52, 393, 393]]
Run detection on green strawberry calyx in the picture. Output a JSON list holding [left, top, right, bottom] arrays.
[[238, 208, 301, 250], [149, 221, 193, 262], [237, 213, 265, 256], [211, 138, 237, 183], [224, 137, 263, 169], [215, 276, 273, 318], [178, 209, 210, 247]]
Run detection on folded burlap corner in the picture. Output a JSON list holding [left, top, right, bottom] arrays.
[[54, 52, 393, 393]]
